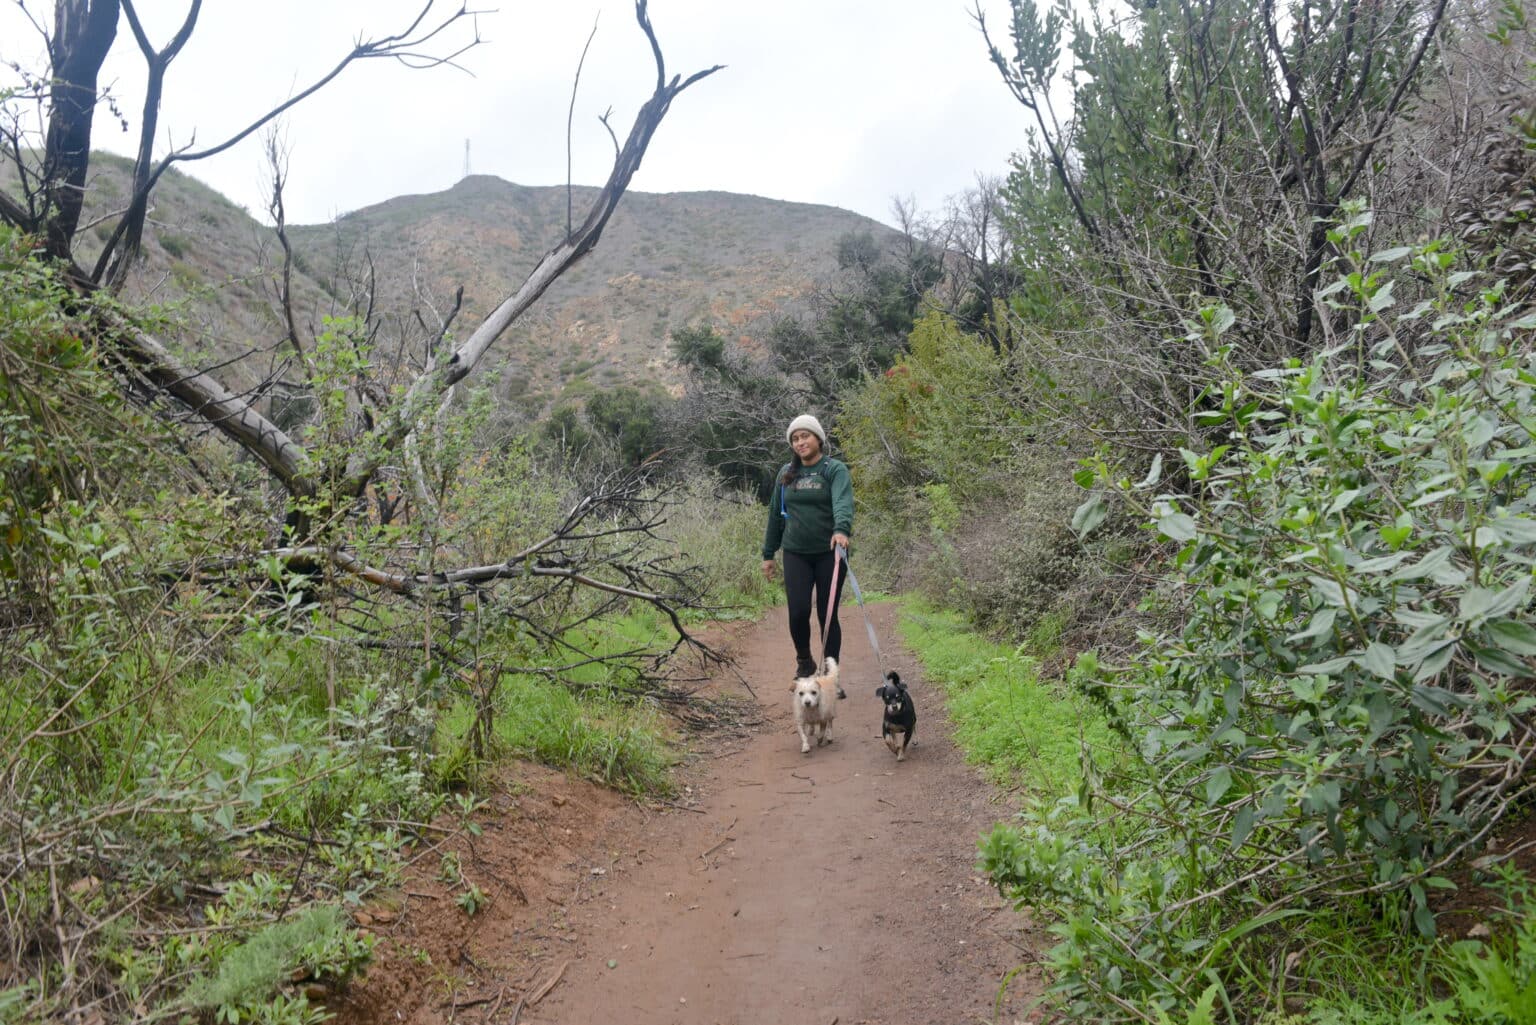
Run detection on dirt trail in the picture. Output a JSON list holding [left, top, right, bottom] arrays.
[[338, 604, 1041, 1025]]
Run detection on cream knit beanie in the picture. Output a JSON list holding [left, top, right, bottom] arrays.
[[785, 414, 826, 445]]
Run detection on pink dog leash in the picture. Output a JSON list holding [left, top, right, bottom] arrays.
[[817, 543, 844, 673]]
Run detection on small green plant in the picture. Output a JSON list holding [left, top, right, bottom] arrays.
[[0, 981, 37, 1022], [1022, 609, 1067, 658], [184, 906, 371, 1022], [453, 792, 486, 836], [1439, 867, 1536, 1023], [456, 882, 489, 917], [295, 920, 374, 987]]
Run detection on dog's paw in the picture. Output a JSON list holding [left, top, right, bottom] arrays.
[[836, 686, 846, 699], [800, 743, 811, 754]]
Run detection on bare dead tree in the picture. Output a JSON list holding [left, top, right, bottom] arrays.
[[263, 129, 311, 378], [2, 0, 720, 534], [898, 177, 1018, 352], [3, 1, 487, 281]]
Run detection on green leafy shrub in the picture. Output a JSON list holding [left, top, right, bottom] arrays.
[[991, 227, 1536, 1020], [0, 227, 162, 594], [942, 466, 1088, 635], [841, 310, 1021, 510], [840, 310, 1035, 594]]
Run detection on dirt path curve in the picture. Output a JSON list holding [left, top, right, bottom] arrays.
[[537, 603, 1039, 1025], [336, 603, 1040, 1025]]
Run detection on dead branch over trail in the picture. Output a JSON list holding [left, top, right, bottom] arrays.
[[4, 0, 723, 621]]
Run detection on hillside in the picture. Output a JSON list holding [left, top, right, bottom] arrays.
[[28, 153, 341, 395], [287, 176, 900, 401], [35, 159, 903, 407]]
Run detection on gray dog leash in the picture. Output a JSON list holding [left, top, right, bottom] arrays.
[[835, 545, 887, 678]]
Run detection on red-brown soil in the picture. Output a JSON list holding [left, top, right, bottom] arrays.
[[332, 603, 1043, 1025]]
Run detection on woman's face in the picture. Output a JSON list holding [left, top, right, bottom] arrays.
[[790, 429, 822, 462]]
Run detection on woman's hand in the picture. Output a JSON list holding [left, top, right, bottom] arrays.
[[762, 558, 776, 580], [830, 533, 850, 551]]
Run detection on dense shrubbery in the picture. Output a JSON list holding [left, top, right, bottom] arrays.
[[942, 469, 1087, 635], [840, 310, 1020, 509], [836, 309, 1088, 615], [858, 2, 1536, 1019], [981, 235, 1536, 1020]]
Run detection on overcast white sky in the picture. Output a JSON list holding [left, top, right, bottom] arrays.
[[1, 1, 1033, 228]]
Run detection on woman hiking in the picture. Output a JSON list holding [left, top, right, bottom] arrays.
[[760, 413, 853, 694]]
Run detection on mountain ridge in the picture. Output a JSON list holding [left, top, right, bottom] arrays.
[[61, 160, 904, 408], [285, 173, 903, 402]]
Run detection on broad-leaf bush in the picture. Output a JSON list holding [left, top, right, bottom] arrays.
[[841, 309, 1021, 511], [988, 233, 1536, 1020], [839, 308, 1082, 610]]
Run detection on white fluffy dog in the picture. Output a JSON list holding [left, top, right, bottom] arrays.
[[793, 657, 838, 754]]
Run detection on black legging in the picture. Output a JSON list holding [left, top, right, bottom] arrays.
[[783, 549, 849, 668]]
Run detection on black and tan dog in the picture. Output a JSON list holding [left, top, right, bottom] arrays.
[[875, 670, 915, 761]]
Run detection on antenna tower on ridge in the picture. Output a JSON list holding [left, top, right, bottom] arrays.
[[464, 139, 471, 179]]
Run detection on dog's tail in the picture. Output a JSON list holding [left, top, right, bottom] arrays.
[[820, 656, 846, 700]]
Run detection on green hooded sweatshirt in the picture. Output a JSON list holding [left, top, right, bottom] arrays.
[[761, 456, 853, 559]]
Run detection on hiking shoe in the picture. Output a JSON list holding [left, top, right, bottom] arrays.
[[795, 657, 817, 679]]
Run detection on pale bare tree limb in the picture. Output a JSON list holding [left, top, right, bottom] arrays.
[[340, 1, 723, 498], [568, 13, 601, 237], [17, 0, 717, 539], [108, 317, 319, 499]]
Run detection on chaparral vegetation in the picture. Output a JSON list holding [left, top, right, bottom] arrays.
[[3, 0, 1536, 1021]]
